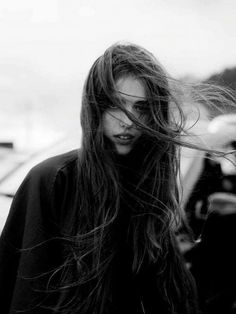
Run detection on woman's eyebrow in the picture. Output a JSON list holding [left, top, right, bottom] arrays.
[[134, 100, 148, 105], [114, 93, 148, 105]]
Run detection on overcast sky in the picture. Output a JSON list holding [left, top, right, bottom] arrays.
[[0, 0, 236, 81], [0, 0, 236, 152]]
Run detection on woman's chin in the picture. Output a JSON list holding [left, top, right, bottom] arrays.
[[114, 144, 133, 155]]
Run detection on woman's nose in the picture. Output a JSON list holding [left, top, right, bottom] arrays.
[[119, 111, 133, 128]]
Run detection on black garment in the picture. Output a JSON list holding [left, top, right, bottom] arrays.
[[0, 150, 79, 313], [0, 149, 169, 313], [111, 151, 170, 314], [186, 213, 236, 314]]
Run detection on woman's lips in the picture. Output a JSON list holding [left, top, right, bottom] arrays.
[[114, 133, 135, 145]]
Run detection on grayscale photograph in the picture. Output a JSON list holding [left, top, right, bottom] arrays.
[[0, 0, 236, 313]]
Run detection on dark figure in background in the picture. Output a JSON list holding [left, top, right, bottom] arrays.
[[184, 115, 236, 314], [185, 155, 223, 237], [185, 148, 236, 238]]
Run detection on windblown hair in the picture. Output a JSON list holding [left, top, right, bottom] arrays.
[[41, 43, 236, 313]]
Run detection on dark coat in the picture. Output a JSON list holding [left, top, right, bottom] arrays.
[[0, 150, 80, 313], [0, 149, 171, 314]]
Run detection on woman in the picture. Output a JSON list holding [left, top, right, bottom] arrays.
[[0, 42, 219, 313]]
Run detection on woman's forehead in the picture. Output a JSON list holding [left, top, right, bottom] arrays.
[[115, 76, 147, 102]]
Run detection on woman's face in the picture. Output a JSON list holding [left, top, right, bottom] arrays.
[[102, 75, 148, 155]]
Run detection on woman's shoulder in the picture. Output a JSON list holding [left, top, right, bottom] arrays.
[[13, 149, 82, 206], [28, 149, 81, 182], [3, 149, 82, 237]]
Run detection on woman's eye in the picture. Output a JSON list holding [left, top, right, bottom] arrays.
[[135, 105, 148, 113], [107, 104, 119, 109], [135, 106, 143, 112]]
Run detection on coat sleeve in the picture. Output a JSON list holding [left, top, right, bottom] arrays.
[[0, 161, 66, 313]]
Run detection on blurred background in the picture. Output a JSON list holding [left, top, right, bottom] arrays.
[[0, 0, 236, 228]]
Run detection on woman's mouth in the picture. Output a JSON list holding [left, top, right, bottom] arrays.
[[114, 133, 135, 144]]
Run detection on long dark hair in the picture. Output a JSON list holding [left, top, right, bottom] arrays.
[[41, 43, 235, 313]]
